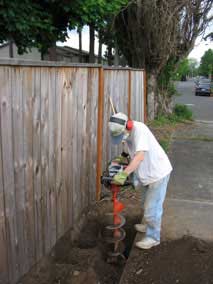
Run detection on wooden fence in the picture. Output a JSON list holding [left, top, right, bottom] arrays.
[[0, 59, 146, 284]]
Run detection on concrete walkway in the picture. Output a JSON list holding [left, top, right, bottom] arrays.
[[119, 121, 213, 284], [162, 121, 213, 241]]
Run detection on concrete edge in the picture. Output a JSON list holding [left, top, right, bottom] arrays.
[[195, 120, 213, 124]]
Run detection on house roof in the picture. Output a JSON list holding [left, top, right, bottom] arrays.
[[56, 45, 100, 58], [0, 42, 100, 58]]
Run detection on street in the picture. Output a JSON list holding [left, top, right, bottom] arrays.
[[175, 79, 213, 121]]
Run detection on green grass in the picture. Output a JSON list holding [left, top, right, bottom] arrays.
[[173, 104, 193, 120], [149, 104, 193, 127], [148, 104, 193, 153]]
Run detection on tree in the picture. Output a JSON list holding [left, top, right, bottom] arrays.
[[114, 0, 213, 119], [199, 49, 213, 77], [177, 59, 191, 79], [78, 0, 128, 63], [77, 26, 83, 63], [0, 0, 128, 62], [0, 0, 78, 54], [188, 58, 199, 77], [174, 58, 199, 80]]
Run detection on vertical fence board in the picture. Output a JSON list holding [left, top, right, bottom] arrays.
[[0, 67, 9, 284], [102, 70, 110, 173], [130, 72, 135, 120], [40, 68, 49, 254], [65, 68, 74, 229], [0, 139, 8, 284], [61, 68, 73, 232], [96, 67, 104, 201], [55, 69, 63, 239], [143, 71, 147, 122], [86, 69, 93, 204], [22, 67, 36, 273], [141, 72, 144, 122], [48, 68, 57, 248], [70, 68, 78, 224], [60, 68, 68, 234], [32, 67, 42, 262], [0, 67, 18, 283], [76, 69, 83, 214], [90, 70, 99, 201], [131, 71, 144, 122], [128, 71, 131, 118], [11, 67, 26, 276], [79, 69, 88, 207], [67, 68, 75, 228], [77, 69, 83, 211], [86, 68, 99, 203], [76, 68, 88, 215]]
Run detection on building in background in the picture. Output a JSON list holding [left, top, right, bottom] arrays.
[[0, 42, 101, 63]]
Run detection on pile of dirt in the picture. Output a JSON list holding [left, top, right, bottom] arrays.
[[121, 236, 213, 284]]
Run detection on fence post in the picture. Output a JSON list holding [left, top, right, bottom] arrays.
[[143, 71, 147, 123], [96, 67, 104, 201], [128, 70, 131, 118]]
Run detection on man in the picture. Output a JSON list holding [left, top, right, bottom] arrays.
[[109, 112, 172, 249]]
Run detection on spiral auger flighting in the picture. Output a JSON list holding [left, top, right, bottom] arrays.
[[104, 184, 126, 263], [101, 168, 133, 264]]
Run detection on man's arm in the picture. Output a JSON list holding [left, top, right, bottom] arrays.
[[124, 151, 144, 175]]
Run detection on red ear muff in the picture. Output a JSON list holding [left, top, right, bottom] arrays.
[[126, 120, 133, 130]]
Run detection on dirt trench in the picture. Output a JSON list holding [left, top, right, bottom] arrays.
[[20, 189, 142, 284]]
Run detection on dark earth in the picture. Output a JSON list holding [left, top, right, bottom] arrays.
[[121, 235, 213, 284], [20, 189, 142, 284], [19, 187, 213, 284]]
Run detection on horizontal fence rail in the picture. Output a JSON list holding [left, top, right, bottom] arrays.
[[0, 60, 146, 284]]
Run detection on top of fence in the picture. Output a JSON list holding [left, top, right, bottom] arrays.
[[103, 66, 144, 71], [0, 58, 144, 71], [0, 58, 102, 68]]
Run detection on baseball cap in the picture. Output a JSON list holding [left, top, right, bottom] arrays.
[[108, 112, 128, 144]]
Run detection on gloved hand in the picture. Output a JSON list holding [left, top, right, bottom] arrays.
[[112, 171, 128, 185]]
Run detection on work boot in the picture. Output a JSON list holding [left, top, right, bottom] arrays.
[[134, 224, 146, 233], [135, 237, 160, 250]]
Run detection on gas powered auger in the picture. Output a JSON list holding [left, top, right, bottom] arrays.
[[101, 153, 133, 263]]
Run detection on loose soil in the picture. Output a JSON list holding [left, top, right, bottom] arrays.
[[121, 236, 213, 284], [20, 189, 142, 284]]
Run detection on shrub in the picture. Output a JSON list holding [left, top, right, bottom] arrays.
[[174, 104, 193, 120], [149, 104, 193, 127]]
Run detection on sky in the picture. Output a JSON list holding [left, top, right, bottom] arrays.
[[188, 24, 213, 63], [58, 23, 213, 63], [57, 26, 107, 55]]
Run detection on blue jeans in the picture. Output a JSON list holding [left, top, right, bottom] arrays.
[[141, 174, 170, 241]]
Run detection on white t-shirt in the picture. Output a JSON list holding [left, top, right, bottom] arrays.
[[126, 121, 172, 185]]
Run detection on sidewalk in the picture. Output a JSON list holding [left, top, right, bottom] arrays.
[[162, 121, 213, 241], [119, 121, 213, 284]]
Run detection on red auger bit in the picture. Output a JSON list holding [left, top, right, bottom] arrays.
[[101, 175, 133, 264]]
